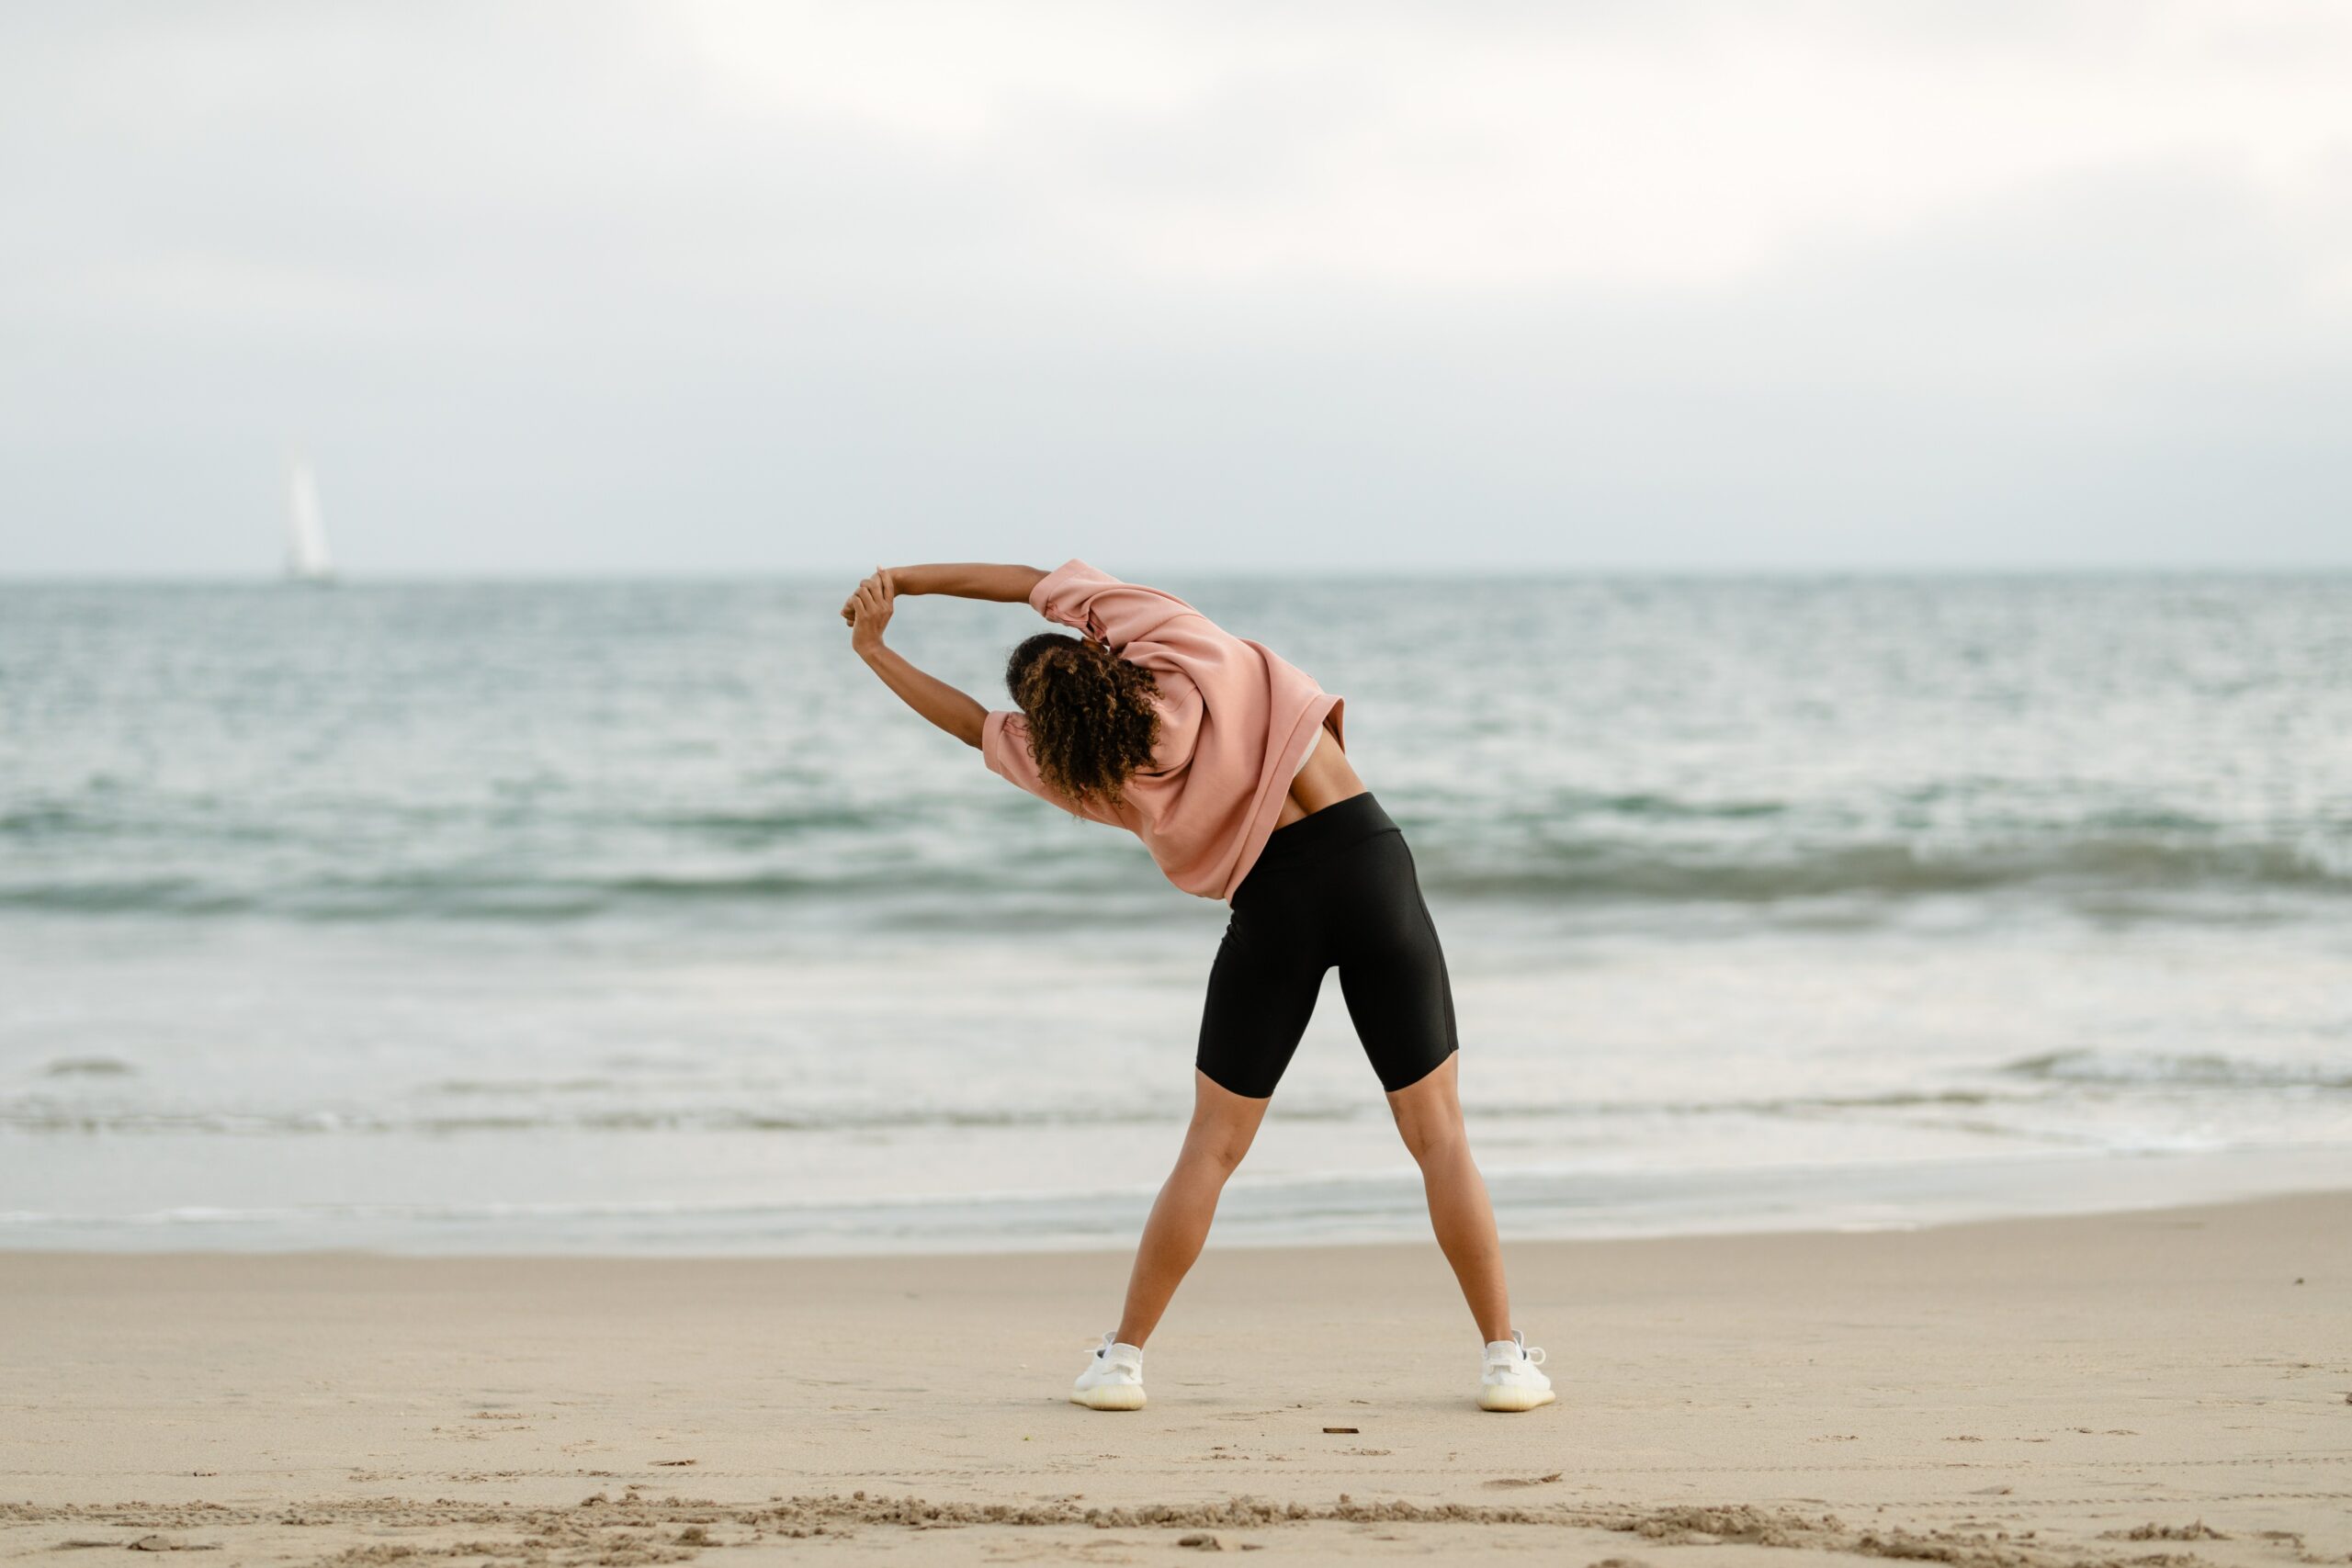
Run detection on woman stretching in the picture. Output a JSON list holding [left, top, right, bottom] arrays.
[[842, 558, 1553, 1415]]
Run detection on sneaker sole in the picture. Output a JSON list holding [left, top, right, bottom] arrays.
[[1069, 1385, 1147, 1411], [1477, 1384, 1556, 1413]]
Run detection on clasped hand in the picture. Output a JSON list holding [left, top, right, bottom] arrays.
[[842, 568, 896, 650]]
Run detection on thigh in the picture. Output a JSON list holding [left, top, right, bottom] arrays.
[[1195, 895, 1327, 1100], [1332, 833, 1460, 1093]]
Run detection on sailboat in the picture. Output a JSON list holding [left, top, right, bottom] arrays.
[[285, 455, 336, 585]]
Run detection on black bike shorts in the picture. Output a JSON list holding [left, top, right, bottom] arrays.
[[1195, 791, 1460, 1099]]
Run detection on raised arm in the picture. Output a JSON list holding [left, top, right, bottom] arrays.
[[846, 570, 986, 748], [886, 562, 1049, 603]]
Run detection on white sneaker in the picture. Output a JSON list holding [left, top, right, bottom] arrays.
[[1069, 1331, 1147, 1411], [1478, 1330, 1555, 1412]]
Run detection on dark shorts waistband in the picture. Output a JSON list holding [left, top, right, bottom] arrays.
[[1242, 791, 1400, 883]]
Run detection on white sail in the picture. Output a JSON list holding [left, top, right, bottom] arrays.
[[286, 457, 334, 582]]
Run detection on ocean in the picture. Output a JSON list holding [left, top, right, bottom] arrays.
[[3, 575, 2347, 1254]]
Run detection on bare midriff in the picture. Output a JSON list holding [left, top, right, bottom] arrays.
[[1276, 719, 1369, 828]]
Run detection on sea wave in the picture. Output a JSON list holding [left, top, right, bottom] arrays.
[[1996, 1049, 2352, 1091], [0, 829, 2345, 923], [1425, 835, 2352, 902], [15, 1069, 2324, 1140]]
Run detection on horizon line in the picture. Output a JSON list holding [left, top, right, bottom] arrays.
[[5, 563, 2352, 586]]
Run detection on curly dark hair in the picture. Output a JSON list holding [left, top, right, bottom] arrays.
[[1004, 630, 1163, 812]]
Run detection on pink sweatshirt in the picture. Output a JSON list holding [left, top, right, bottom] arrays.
[[980, 558, 1347, 904]]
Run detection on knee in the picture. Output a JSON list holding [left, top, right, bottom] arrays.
[[1183, 1125, 1254, 1175], [1396, 1116, 1465, 1168]]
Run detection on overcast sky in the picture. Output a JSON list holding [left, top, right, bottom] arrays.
[[4, 1, 2348, 576]]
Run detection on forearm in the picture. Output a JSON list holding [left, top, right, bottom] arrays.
[[889, 562, 1047, 603], [859, 641, 988, 747]]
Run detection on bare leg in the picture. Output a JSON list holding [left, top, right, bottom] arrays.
[[1114, 1070, 1272, 1348], [1387, 1055, 1511, 1343]]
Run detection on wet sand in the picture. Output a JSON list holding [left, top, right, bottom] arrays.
[[3, 1191, 2346, 1564]]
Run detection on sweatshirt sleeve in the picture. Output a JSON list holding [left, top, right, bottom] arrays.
[[1028, 558, 1204, 654], [980, 708, 1132, 828]]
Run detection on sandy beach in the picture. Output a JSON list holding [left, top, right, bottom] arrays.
[[2, 1191, 2346, 1564]]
